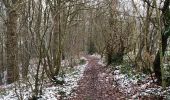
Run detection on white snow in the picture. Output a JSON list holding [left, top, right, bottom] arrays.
[[91, 53, 102, 59], [39, 61, 88, 100], [98, 59, 106, 66], [0, 57, 88, 100], [91, 54, 106, 66], [80, 56, 87, 61], [113, 65, 170, 99]]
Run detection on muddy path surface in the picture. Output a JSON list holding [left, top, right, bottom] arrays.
[[68, 55, 125, 100]]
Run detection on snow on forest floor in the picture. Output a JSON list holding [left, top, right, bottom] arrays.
[[40, 57, 88, 100], [113, 65, 170, 99], [1, 54, 170, 100], [0, 57, 88, 100], [89, 54, 170, 99], [91, 53, 106, 66]]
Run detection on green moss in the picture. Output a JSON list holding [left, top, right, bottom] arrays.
[[79, 59, 86, 65]]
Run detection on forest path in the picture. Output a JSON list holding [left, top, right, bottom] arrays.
[[69, 55, 124, 100]]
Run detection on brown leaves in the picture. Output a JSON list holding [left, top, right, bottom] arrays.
[[69, 55, 125, 100]]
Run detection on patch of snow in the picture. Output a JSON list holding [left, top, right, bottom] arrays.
[[114, 70, 120, 75], [80, 57, 87, 61], [98, 59, 106, 66], [113, 65, 170, 99], [61, 60, 69, 67], [0, 56, 88, 100], [39, 59, 88, 100], [91, 53, 101, 59], [97, 55, 106, 66]]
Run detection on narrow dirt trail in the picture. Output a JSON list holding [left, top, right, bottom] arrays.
[[69, 55, 125, 100]]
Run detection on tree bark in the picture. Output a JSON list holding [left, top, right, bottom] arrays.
[[6, 10, 19, 84], [153, 0, 170, 86]]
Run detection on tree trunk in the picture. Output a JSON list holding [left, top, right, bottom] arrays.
[[153, 0, 170, 86], [6, 10, 19, 84], [153, 51, 161, 85]]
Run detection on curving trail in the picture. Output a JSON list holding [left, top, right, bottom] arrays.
[[68, 55, 125, 100]]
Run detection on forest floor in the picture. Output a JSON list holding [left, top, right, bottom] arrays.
[[68, 55, 170, 100], [1, 54, 170, 100], [68, 55, 125, 100]]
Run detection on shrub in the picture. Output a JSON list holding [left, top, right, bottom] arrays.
[[79, 59, 86, 65]]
